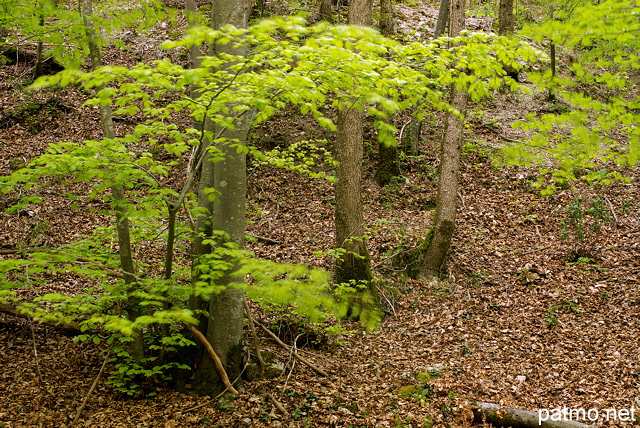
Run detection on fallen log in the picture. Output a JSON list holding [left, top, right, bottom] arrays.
[[473, 401, 594, 428], [0, 302, 80, 334]]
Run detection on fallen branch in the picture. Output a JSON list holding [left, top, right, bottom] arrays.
[[267, 393, 287, 414], [0, 302, 80, 334], [244, 298, 267, 375], [70, 348, 111, 427], [473, 401, 594, 428], [255, 320, 328, 377], [603, 195, 618, 226], [246, 232, 282, 245], [185, 324, 238, 395]]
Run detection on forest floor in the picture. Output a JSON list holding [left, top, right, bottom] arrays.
[[1, 1, 640, 427]]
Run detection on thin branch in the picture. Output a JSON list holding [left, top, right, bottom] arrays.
[[255, 320, 328, 377], [70, 348, 112, 427], [28, 318, 44, 382], [246, 232, 282, 245], [243, 298, 266, 375], [603, 195, 618, 226], [185, 324, 238, 395]]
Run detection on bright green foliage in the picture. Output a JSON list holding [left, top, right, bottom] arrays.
[[0, 17, 535, 392], [503, 0, 639, 193], [0, 0, 166, 68]]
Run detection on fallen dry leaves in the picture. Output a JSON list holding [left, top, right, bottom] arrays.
[[1, 3, 640, 427]]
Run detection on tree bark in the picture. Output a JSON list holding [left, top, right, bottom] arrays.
[[80, 0, 143, 360], [318, 0, 333, 22], [333, 0, 376, 306], [402, 115, 422, 157], [334, 107, 373, 287], [473, 402, 595, 428], [379, 0, 394, 37], [375, 142, 400, 186], [417, 0, 467, 281], [189, 0, 250, 396], [433, 0, 450, 38], [498, 0, 515, 35]]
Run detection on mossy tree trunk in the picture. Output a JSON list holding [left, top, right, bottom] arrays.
[[189, 0, 250, 396], [417, 0, 468, 281]]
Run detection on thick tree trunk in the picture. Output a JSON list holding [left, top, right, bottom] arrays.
[[319, 0, 333, 22], [433, 0, 450, 38], [333, 0, 377, 315], [498, 0, 515, 35], [190, 0, 250, 396], [80, 0, 143, 360], [417, 0, 467, 281]]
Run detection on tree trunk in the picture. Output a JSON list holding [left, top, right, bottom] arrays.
[[335, 107, 372, 286], [319, 0, 333, 22], [433, 0, 450, 38], [402, 115, 421, 157], [417, 0, 468, 281], [498, 0, 514, 35], [189, 0, 250, 397], [473, 402, 595, 428], [379, 0, 394, 37], [375, 0, 398, 187], [79, 0, 143, 360], [334, 0, 378, 316], [375, 142, 400, 186]]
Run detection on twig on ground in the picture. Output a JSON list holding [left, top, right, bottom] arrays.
[[185, 324, 238, 395], [267, 393, 287, 414], [246, 232, 282, 245], [255, 320, 328, 377], [28, 318, 43, 383], [603, 195, 618, 226], [70, 348, 111, 427]]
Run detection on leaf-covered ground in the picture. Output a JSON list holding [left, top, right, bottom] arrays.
[[1, 2, 639, 427]]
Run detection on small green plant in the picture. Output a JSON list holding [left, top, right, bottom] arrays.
[[560, 197, 611, 242], [544, 306, 559, 326]]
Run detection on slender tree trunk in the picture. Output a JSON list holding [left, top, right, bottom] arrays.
[[319, 0, 333, 22], [79, 0, 143, 359], [433, 0, 450, 38], [185, 0, 201, 72], [375, 142, 400, 186], [335, 107, 372, 286], [402, 115, 421, 157], [334, 0, 377, 312], [417, 0, 468, 281], [498, 0, 514, 35], [189, 0, 250, 396], [374, 0, 399, 187], [547, 8, 556, 102], [379, 0, 394, 37], [34, 13, 45, 78]]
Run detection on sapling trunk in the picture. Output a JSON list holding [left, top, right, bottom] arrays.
[[80, 0, 143, 360]]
